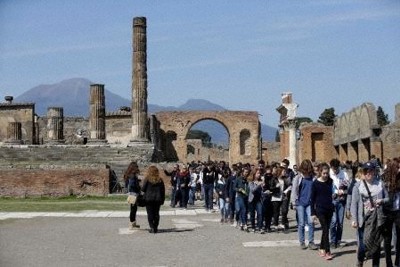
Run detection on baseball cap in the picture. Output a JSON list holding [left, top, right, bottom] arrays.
[[362, 161, 375, 171]]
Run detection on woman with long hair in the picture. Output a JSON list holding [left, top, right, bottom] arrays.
[[311, 162, 335, 260], [142, 166, 165, 234], [124, 161, 141, 230], [382, 161, 400, 267], [296, 159, 318, 250]]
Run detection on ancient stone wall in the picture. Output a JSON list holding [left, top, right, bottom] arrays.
[[36, 114, 134, 145], [0, 165, 110, 197], [0, 144, 154, 195], [380, 103, 400, 160], [298, 123, 335, 163], [334, 103, 378, 145], [262, 141, 281, 164], [0, 103, 35, 144], [105, 112, 132, 144], [186, 139, 229, 163]]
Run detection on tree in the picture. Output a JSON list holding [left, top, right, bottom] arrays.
[[275, 130, 280, 142], [318, 107, 336, 126], [186, 129, 212, 147], [296, 117, 313, 128], [377, 106, 390, 126]]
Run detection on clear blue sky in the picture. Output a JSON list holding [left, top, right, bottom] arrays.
[[1, 0, 399, 127]]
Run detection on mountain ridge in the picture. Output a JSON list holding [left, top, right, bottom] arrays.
[[14, 78, 277, 141]]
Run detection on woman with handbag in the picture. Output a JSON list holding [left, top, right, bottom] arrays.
[[351, 161, 389, 267], [124, 161, 141, 230], [142, 166, 165, 234]]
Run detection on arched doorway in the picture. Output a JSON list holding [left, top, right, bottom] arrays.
[[185, 119, 230, 163], [155, 111, 260, 164]]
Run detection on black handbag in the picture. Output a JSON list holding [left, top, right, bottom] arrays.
[[136, 194, 146, 207]]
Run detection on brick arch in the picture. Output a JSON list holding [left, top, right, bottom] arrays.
[[155, 111, 260, 163], [185, 117, 231, 140]]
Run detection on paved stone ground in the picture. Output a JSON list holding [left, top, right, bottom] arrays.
[[0, 203, 385, 267]]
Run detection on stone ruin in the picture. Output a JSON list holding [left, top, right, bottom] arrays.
[[0, 17, 262, 197]]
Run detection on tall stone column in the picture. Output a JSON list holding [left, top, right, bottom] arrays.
[[46, 107, 64, 144], [89, 84, 107, 144], [6, 122, 22, 144], [130, 16, 149, 143], [33, 114, 40, 145], [287, 120, 297, 167], [276, 92, 298, 167]]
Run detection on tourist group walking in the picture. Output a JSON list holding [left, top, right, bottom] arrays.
[[125, 155, 400, 267]]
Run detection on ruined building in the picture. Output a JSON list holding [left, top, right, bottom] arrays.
[[0, 17, 262, 197]]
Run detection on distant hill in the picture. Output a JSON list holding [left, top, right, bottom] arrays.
[[14, 78, 277, 141]]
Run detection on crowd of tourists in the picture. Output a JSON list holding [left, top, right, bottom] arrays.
[[163, 156, 400, 266]]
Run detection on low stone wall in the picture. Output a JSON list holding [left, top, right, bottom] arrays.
[[0, 144, 155, 196], [0, 165, 110, 197]]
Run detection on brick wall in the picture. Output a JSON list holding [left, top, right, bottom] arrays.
[[0, 166, 110, 197]]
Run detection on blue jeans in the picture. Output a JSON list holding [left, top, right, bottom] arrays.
[[330, 200, 345, 244], [188, 186, 196, 205], [204, 184, 214, 210], [219, 198, 230, 219], [297, 205, 314, 244], [356, 226, 381, 266], [248, 200, 263, 230], [236, 195, 248, 226]]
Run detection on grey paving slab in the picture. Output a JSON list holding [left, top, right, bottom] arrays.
[[0, 211, 365, 267]]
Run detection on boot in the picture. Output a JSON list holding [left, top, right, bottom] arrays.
[[129, 221, 140, 230]]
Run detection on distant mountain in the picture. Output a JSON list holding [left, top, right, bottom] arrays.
[[15, 78, 132, 116], [14, 78, 277, 141]]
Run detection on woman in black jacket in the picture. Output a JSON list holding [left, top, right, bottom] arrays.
[[142, 166, 165, 234], [124, 161, 141, 230]]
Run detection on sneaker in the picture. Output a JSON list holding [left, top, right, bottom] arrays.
[[324, 252, 333, 260], [300, 243, 307, 250], [330, 242, 337, 249], [338, 241, 346, 248], [260, 229, 265, 234], [308, 242, 318, 250]]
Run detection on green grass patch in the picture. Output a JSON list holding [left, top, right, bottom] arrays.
[[0, 195, 172, 212], [0, 195, 128, 212]]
